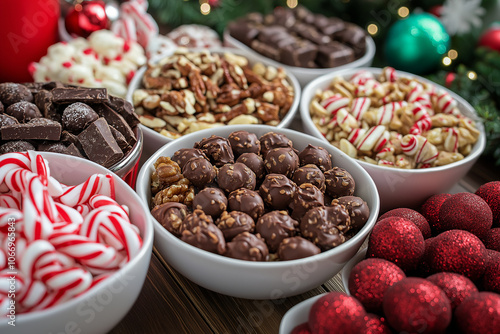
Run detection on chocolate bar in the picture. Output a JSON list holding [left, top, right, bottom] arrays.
[[317, 42, 355, 68], [78, 118, 123, 167], [52, 87, 109, 104], [1, 118, 62, 141]]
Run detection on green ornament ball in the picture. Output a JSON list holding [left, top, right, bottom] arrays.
[[384, 13, 450, 75]]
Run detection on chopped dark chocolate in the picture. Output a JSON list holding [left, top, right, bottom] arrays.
[[89, 103, 136, 144], [38, 142, 68, 154], [107, 95, 140, 128], [77, 117, 123, 167], [0, 140, 35, 154], [1, 118, 62, 141], [34, 90, 59, 121], [109, 125, 129, 150], [51, 87, 109, 104], [5, 101, 42, 123], [0, 83, 33, 106], [317, 42, 355, 68], [61, 102, 99, 133]]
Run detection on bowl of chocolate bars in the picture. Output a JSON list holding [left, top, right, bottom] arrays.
[[224, 5, 376, 87], [300, 67, 486, 212], [0, 82, 142, 187], [126, 47, 301, 155]]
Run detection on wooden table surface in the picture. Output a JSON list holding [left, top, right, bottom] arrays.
[[109, 119, 499, 334]]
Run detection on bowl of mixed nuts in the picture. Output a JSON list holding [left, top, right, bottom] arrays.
[[126, 48, 301, 154], [300, 67, 486, 212]]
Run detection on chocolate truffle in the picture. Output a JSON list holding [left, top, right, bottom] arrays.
[[193, 187, 227, 218], [0, 114, 19, 128], [0, 140, 35, 154], [236, 153, 265, 180], [216, 211, 255, 241], [324, 167, 355, 198], [37, 142, 68, 154], [228, 130, 261, 156], [264, 147, 299, 178], [151, 202, 189, 236], [182, 156, 216, 188], [278, 237, 321, 261], [195, 135, 234, 167], [0, 83, 33, 106], [259, 174, 296, 210], [259, 132, 294, 157], [300, 204, 351, 250], [5, 101, 42, 123], [172, 148, 208, 170], [290, 183, 325, 220], [256, 210, 298, 252], [61, 102, 99, 133], [227, 188, 265, 221], [298, 144, 332, 172], [225, 232, 269, 261], [0, 101, 3, 113], [217, 162, 256, 193], [292, 164, 325, 191], [181, 209, 214, 232], [333, 196, 369, 231], [180, 221, 226, 254]]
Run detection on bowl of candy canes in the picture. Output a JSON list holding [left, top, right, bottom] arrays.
[[0, 151, 153, 334], [300, 67, 486, 212]]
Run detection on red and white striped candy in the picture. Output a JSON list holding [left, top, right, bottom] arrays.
[[320, 95, 350, 116], [0, 152, 31, 186], [443, 127, 459, 152], [356, 126, 387, 151], [348, 128, 366, 146], [382, 67, 397, 82], [350, 70, 374, 85], [17, 278, 48, 311], [89, 195, 128, 220], [0, 207, 23, 233], [401, 134, 419, 155], [57, 174, 110, 207], [377, 101, 407, 126], [374, 130, 390, 152], [22, 177, 55, 241], [401, 135, 438, 164], [0, 192, 22, 209], [435, 90, 458, 115], [0, 249, 6, 270], [350, 97, 371, 121], [0, 295, 10, 317], [336, 108, 358, 133], [410, 103, 432, 135]]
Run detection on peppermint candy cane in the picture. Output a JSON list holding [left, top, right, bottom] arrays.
[[350, 97, 371, 121], [57, 174, 109, 207], [0, 249, 6, 270], [350, 70, 374, 85], [22, 177, 54, 241], [120, 1, 158, 49], [382, 67, 397, 82], [75, 203, 93, 217], [443, 128, 459, 152], [29, 152, 63, 197], [435, 90, 458, 115], [0, 207, 23, 233], [0, 270, 25, 296], [89, 194, 129, 220], [0, 152, 31, 186], [336, 108, 358, 133], [407, 82, 432, 110], [401, 135, 439, 164], [348, 128, 366, 146], [0, 192, 22, 209], [320, 95, 350, 116], [0, 295, 10, 316], [410, 103, 432, 135], [17, 278, 48, 311], [377, 101, 408, 126], [356, 126, 387, 152]]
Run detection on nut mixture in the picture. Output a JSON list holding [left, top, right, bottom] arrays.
[[309, 67, 481, 169], [149, 130, 371, 262], [133, 49, 295, 139]]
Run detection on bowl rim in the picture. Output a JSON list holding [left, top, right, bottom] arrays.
[[340, 247, 368, 295], [125, 47, 302, 145], [7, 151, 154, 324], [278, 293, 325, 334], [109, 125, 143, 176], [299, 66, 487, 174], [136, 124, 380, 269], [223, 28, 377, 75]]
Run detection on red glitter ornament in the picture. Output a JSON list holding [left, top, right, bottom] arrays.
[[426, 272, 478, 309], [427, 230, 487, 281], [290, 322, 311, 334], [482, 250, 500, 293], [438, 193, 493, 238], [363, 314, 392, 334], [65, 0, 109, 38], [308, 292, 367, 334], [455, 292, 500, 334], [416, 237, 435, 277], [378, 208, 431, 239], [367, 217, 425, 272], [476, 181, 500, 227], [382, 277, 452, 334], [420, 193, 452, 234], [483, 228, 500, 252], [348, 258, 406, 313]]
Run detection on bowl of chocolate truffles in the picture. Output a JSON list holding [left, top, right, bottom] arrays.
[[300, 67, 486, 212], [136, 125, 380, 299], [0, 151, 153, 334], [224, 6, 376, 87], [0, 82, 143, 187]]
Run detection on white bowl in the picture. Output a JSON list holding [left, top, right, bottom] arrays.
[[2, 152, 154, 334], [136, 124, 380, 299], [126, 47, 302, 156], [300, 67, 486, 212], [341, 248, 368, 295], [223, 29, 376, 88], [279, 293, 325, 334]]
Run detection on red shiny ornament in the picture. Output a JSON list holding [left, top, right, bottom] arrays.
[[482, 250, 500, 293], [308, 292, 367, 334], [208, 0, 219, 7], [349, 258, 406, 313], [65, 0, 109, 38], [291, 322, 311, 334], [445, 72, 456, 88], [427, 272, 478, 309], [378, 208, 431, 239], [428, 5, 443, 17], [438, 192, 493, 238], [420, 193, 451, 234], [367, 217, 425, 272], [484, 228, 500, 252], [475, 181, 500, 227], [455, 292, 500, 334], [363, 314, 392, 334], [383, 277, 452, 334], [478, 28, 500, 53], [427, 230, 487, 281]]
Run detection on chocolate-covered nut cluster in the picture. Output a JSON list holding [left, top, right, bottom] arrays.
[[0, 82, 139, 168], [150, 130, 370, 261], [228, 6, 367, 68]]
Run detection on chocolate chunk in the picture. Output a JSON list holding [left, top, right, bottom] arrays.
[[236, 153, 265, 180], [228, 130, 261, 156], [293, 164, 326, 192], [280, 41, 318, 67], [0, 101, 3, 113], [90, 103, 136, 144], [259, 174, 296, 210], [107, 95, 140, 128], [315, 16, 345, 36], [336, 23, 367, 57], [182, 156, 216, 188], [227, 188, 265, 221], [324, 167, 355, 198], [216, 211, 255, 241], [61, 130, 79, 145], [1, 118, 62, 141], [273, 7, 296, 28], [0, 114, 19, 128], [5, 101, 42, 123], [333, 196, 369, 231], [38, 142, 68, 154], [317, 42, 355, 68], [251, 40, 281, 61], [217, 162, 256, 193], [278, 237, 321, 261], [34, 90, 59, 121], [292, 23, 331, 45], [228, 21, 260, 46], [225, 232, 268, 261], [256, 210, 298, 252], [298, 144, 333, 172], [51, 87, 109, 104], [259, 132, 294, 157], [77, 118, 124, 167], [193, 187, 227, 219], [151, 202, 189, 236], [290, 183, 325, 220], [257, 26, 290, 44], [65, 143, 84, 158], [172, 148, 208, 170], [109, 125, 129, 150], [61, 102, 99, 133], [264, 147, 299, 178], [0, 83, 33, 106], [195, 135, 234, 167], [0, 140, 35, 154]]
